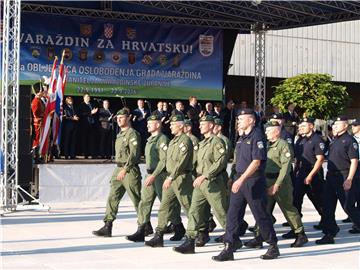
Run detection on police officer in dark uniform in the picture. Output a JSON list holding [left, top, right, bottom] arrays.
[[212, 109, 279, 261], [316, 115, 360, 244], [284, 117, 325, 238]]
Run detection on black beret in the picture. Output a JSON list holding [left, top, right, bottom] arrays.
[[300, 117, 315, 124], [269, 113, 284, 120]]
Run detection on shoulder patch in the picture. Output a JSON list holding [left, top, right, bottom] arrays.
[[132, 141, 138, 146], [129, 137, 136, 142], [319, 142, 325, 150], [160, 143, 165, 148], [353, 142, 359, 150], [285, 152, 291, 158], [163, 145, 168, 151], [287, 138, 293, 144], [219, 148, 225, 154], [257, 141, 264, 149], [179, 142, 184, 148], [180, 146, 187, 152], [194, 145, 199, 151]]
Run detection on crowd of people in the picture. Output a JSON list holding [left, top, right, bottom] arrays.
[[83, 94, 360, 261]]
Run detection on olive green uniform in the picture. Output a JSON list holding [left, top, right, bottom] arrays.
[[137, 133, 182, 226], [187, 133, 200, 176], [104, 127, 142, 222], [155, 133, 194, 233], [254, 138, 304, 236], [186, 134, 229, 239]]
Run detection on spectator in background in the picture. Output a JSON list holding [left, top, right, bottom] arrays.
[[186, 96, 202, 138], [132, 99, 150, 155], [162, 102, 172, 138], [153, 101, 166, 120], [204, 102, 215, 117], [62, 96, 79, 159], [172, 101, 185, 117], [284, 103, 300, 139], [213, 103, 223, 119], [254, 104, 266, 131], [98, 100, 114, 159], [78, 93, 99, 159], [222, 100, 236, 144]]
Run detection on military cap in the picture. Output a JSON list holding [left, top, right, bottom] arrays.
[[116, 108, 130, 116], [199, 115, 214, 122], [351, 119, 360, 126], [147, 114, 161, 121], [214, 118, 223, 126], [264, 120, 281, 128], [170, 114, 185, 122], [237, 108, 255, 116], [269, 113, 284, 120], [184, 119, 192, 126], [334, 115, 348, 122], [300, 117, 315, 124]]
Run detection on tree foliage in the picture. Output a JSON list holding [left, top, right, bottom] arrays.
[[270, 73, 350, 120]]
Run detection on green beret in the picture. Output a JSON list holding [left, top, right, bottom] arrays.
[[184, 119, 192, 126], [300, 117, 315, 124], [265, 121, 281, 128], [147, 114, 161, 121], [170, 114, 184, 122], [214, 118, 223, 126], [116, 108, 130, 116], [199, 115, 214, 122]]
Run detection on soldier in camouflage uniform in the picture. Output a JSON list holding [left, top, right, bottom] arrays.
[[245, 121, 308, 249], [126, 114, 182, 242], [173, 115, 229, 254], [145, 114, 194, 247], [92, 108, 142, 237]]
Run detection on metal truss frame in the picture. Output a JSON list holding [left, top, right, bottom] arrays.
[[253, 24, 266, 112], [1, 0, 49, 215], [1, 0, 21, 213]]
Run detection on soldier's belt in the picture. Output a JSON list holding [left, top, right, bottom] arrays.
[[265, 172, 280, 179], [117, 163, 126, 167]]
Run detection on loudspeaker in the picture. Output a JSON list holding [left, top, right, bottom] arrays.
[[18, 85, 33, 191]]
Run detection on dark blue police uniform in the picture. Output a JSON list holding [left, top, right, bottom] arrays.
[[321, 130, 360, 237], [224, 125, 277, 245], [294, 130, 325, 217]]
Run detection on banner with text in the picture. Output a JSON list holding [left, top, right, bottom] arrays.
[[14, 13, 223, 100]]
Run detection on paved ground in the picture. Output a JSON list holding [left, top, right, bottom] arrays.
[[1, 198, 359, 270]]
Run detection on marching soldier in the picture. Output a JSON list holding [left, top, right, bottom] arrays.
[[92, 109, 142, 237], [173, 115, 228, 254], [126, 114, 182, 242], [212, 109, 279, 261], [245, 121, 308, 248], [289, 117, 325, 235], [316, 116, 360, 244], [145, 114, 193, 247]]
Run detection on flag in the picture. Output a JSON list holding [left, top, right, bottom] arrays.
[[52, 64, 67, 145], [39, 57, 58, 156]]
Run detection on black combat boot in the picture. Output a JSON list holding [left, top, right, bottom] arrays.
[[214, 233, 225, 243], [164, 222, 175, 234], [282, 230, 297, 239], [208, 218, 217, 233], [145, 232, 164, 247], [92, 221, 112, 237], [260, 244, 280, 260], [232, 238, 243, 252], [144, 221, 154, 236], [169, 222, 186, 241], [238, 220, 249, 236], [195, 230, 210, 247], [315, 234, 335, 245], [290, 231, 308, 247], [126, 225, 145, 242], [173, 236, 195, 254], [244, 237, 263, 249], [212, 242, 234, 261]]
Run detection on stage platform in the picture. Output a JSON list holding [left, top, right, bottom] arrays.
[[1, 198, 359, 269]]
